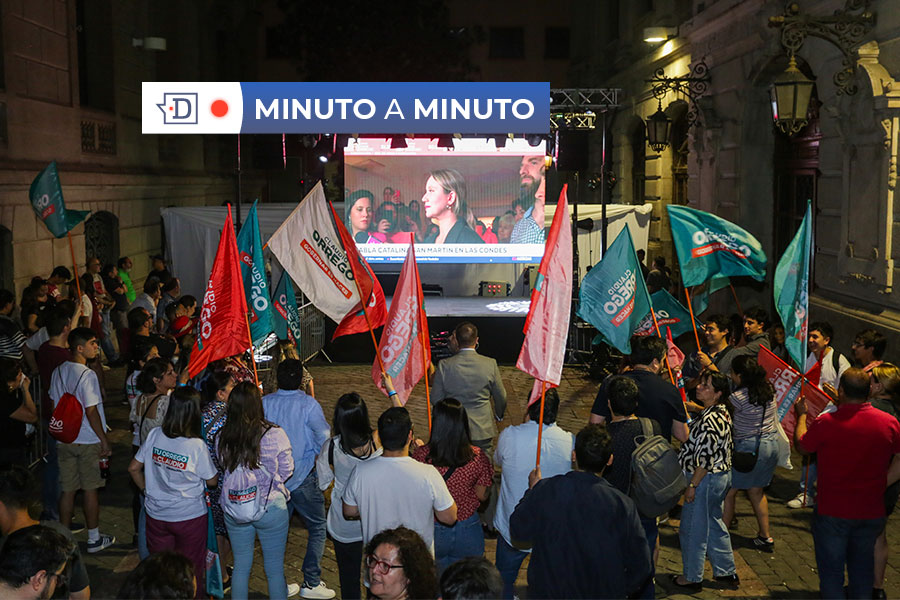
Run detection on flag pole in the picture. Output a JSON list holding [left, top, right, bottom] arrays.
[[412, 239, 432, 432], [684, 287, 703, 351], [649, 306, 677, 387], [243, 311, 260, 388], [535, 380, 547, 468], [66, 232, 82, 301], [729, 283, 744, 317]]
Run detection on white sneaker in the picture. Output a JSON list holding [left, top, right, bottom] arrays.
[[86, 533, 115, 553], [786, 493, 814, 509], [300, 582, 336, 599], [287, 583, 301, 598]]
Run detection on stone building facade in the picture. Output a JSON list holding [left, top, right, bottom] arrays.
[[0, 0, 268, 296], [572, 0, 900, 351]]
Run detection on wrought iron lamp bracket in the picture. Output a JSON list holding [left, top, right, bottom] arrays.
[[768, 0, 876, 95], [646, 60, 710, 128]]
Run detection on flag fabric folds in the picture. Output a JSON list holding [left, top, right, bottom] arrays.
[[330, 202, 387, 339], [666, 327, 688, 404], [29, 162, 90, 238], [577, 225, 651, 355], [372, 239, 430, 405], [189, 206, 250, 379], [236, 200, 276, 347], [667, 205, 767, 287], [272, 270, 303, 344], [690, 275, 730, 316], [517, 185, 573, 403], [634, 289, 695, 339], [773, 201, 812, 368], [266, 182, 385, 335], [758, 346, 831, 444]]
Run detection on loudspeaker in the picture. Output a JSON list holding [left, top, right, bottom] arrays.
[[557, 130, 589, 172]]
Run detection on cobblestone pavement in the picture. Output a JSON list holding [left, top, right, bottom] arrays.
[[70, 363, 900, 599]]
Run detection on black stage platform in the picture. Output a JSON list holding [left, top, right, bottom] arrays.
[[322, 297, 530, 364]]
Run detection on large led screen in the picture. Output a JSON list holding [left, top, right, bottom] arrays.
[[344, 137, 549, 263]]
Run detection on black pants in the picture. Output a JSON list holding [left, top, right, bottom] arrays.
[[333, 538, 363, 600]]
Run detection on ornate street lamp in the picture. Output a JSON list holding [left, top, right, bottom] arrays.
[[644, 60, 710, 152], [770, 55, 815, 135], [646, 101, 672, 152]]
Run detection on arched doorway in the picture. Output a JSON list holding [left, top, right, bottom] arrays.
[[0, 226, 12, 291], [84, 211, 120, 267]]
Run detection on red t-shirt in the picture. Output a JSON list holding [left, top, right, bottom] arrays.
[[36, 342, 72, 417], [798, 402, 900, 519], [412, 444, 493, 521]]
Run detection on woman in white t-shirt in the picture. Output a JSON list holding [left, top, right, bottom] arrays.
[[316, 392, 382, 600], [128, 386, 217, 599]]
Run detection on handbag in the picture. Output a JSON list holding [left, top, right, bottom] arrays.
[[733, 402, 767, 473]]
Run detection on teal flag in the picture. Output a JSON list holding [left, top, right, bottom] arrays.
[[577, 225, 652, 354], [774, 202, 812, 367], [29, 162, 89, 238], [236, 200, 276, 347], [635, 289, 696, 339], [667, 205, 767, 287], [272, 270, 302, 344], [690, 275, 730, 315]]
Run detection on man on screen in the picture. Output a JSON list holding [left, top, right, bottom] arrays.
[[509, 177, 546, 245]]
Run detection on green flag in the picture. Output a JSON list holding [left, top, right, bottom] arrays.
[[272, 270, 302, 344], [29, 162, 89, 238], [236, 200, 276, 347], [690, 275, 730, 315], [577, 225, 652, 354], [635, 289, 696, 339], [667, 205, 767, 287], [774, 201, 812, 367]]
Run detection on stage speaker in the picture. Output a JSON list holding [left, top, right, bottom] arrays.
[[479, 281, 509, 297], [557, 130, 589, 172]]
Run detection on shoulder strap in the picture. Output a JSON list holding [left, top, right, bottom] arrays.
[[831, 348, 841, 373], [328, 437, 335, 469], [442, 465, 458, 481], [638, 417, 653, 439], [139, 394, 163, 437]]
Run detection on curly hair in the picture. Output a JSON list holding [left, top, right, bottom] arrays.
[[731, 355, 774, 407], [116, 551, 195, 599], [365, 527, 438, 600]]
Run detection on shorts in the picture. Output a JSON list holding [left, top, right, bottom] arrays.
[[58, 443, 104, 492], [730, 433, 779, 490]]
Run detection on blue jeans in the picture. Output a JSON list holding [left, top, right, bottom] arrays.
[[638, 517, 657, 599], [226, 496, 290, 600], [812, 511, 885, 599], [100, 310, 118, 362], [288, 470, 327, 586], [138, 500, 149, 559], [434, 513, 485, 574], [679, 471, 736, 583], [41, 434, 60, 520], [495, 535, 528, 600]]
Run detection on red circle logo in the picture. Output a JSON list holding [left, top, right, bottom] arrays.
[[211, 99, 229, 118]]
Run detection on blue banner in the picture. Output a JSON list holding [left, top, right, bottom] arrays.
[[143, 82, 550, 134]]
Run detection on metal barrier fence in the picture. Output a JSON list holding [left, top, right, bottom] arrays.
[[26, 375, 48, 469], [297, 290, 326, 363]]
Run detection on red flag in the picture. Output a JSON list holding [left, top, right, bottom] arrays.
[[372, 238, 429, 405], [189, 206, 250, 379], [666, 327, 688, 404], [329, 203, 387, 339], [517, 185, 572, 405], [758, 346, 831, 444]]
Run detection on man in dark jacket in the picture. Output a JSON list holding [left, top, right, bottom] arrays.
[[509, 425, 651, 599]]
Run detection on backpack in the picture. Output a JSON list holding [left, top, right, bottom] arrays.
[[48, 368, 90, 443], [629, 418, 687, 518], [220, 427, 274, 524]]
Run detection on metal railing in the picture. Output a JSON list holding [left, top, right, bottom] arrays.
[[297, 290, 326, 362]]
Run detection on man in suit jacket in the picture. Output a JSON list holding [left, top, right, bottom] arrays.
[[432, 322, 507, 455]]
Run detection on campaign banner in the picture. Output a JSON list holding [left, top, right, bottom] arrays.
[[758, 346, 831, 444], [272, 271, 303, 344], [359, 243, 545, 263], [142, 82, 550, 134], [667, 205, 767, 287], [774, 201, 812, 368], [29, 162, 89, 238], [634, 289, 695, 339], [236, 200, 276, 347]]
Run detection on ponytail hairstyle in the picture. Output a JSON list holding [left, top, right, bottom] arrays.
[[731, 355, 774, 407], [216, 381, 273, 472], [137, 358, 172, 394], [201, 371, 233, 410]]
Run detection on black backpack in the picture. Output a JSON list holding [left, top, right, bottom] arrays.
[[629, 418, 687, 518]]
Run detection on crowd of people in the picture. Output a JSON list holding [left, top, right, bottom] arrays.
[[1, 252, 900, 600], [345, 155, 549, 246]]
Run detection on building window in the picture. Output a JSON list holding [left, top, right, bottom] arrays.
[[84, 211, 120, 268], [544, 27, 570, 59], [489, 27, 525, 59], [76, 0, 115, 111]]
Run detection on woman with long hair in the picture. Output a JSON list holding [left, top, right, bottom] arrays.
[[216, 381, 297, 599], [364, 526, 439, 600], [411, 399, 493, 574], [346, 190, 375, 244], [723, 355, 779, 550], [869, 362, 900, 599], [316, 392, 383, 599], [200, 371, 235, 570], [671, 371, 738, 593], [128, 387, 218, 599], [421, 169, 483, 245]]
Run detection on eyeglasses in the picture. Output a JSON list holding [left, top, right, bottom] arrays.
[[366, 554, 403, 575]]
